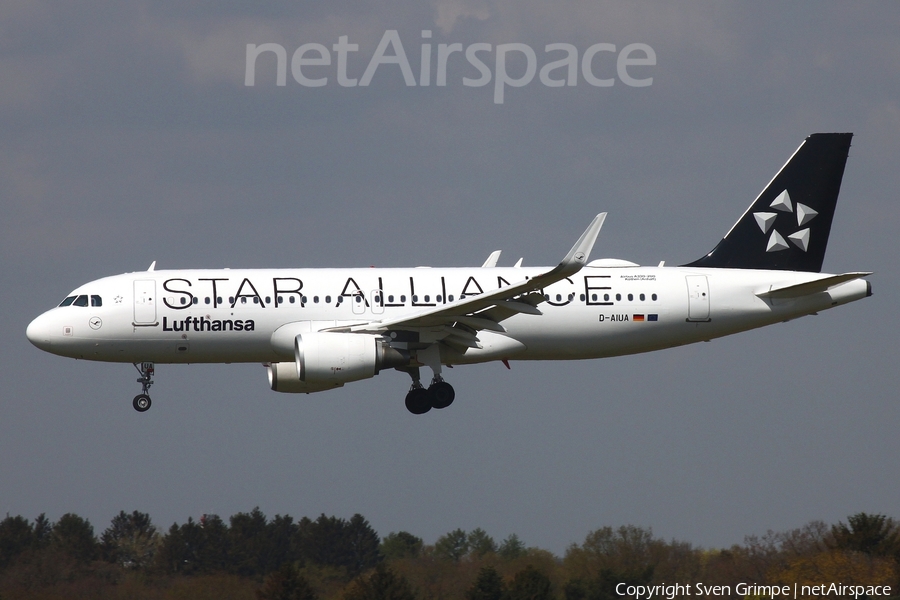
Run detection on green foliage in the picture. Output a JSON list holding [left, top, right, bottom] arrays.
[[381, 532, 423, 560], [498, 535, 527, 561], [2, 511, 899, 600], [467, 529, 497, 558], [507, 565, 552, 600], [229, 507, 275, 577], [296, 513, 382, 577], [466, 566, 506, 600], [101, 509, 158, 569], [0, 515, 33, 570], [435, 529, 470, 562], [51, 513, 97, 563], [343, 563, 416, 600], [831, 513, 900, 557], [155, 515, 231, 575], [258, 564, 319, 600]]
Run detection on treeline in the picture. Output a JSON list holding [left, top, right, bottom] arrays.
[[0, 510, 898, 600]]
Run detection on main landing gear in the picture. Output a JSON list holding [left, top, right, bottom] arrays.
[[403, 368, 455, 415], [132, 362, 154, 412]]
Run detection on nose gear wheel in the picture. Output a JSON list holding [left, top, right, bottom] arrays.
[[132, 362, 155, 412]]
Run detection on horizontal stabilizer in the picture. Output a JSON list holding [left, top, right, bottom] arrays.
[[757, 272, 872, 299]]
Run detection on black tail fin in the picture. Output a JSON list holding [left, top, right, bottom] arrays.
[[683, 133, 852, 272]]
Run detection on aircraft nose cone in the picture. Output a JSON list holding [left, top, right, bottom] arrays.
[[26, 313, 53, 351]]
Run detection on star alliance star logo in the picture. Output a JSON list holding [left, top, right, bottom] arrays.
[[753, 190, 817, 253]]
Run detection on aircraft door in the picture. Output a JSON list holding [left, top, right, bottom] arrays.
[[351, 291, 366, 315], [133, 280, 158, 325], [686, 275, 710, 322], [371, 290, 384, 315]]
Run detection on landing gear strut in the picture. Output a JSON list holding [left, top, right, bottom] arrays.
[[132, 362, 154, 412], [401, 366, 456, 415]]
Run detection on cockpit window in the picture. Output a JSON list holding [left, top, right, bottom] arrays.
[[91, 295, 102, 307], [73, 295, 89, 307], [59, 296, 76, 307]]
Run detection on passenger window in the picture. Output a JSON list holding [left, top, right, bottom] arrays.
[[628, 294, 633, 301], [616, 294, 621, 301], [388, 295, 394, 302], [314, 296, 319, 303], [74, 295, 89, 307], [59, 296, 76, 307], [652, 293, 658, 301], [325, 296, 332, 303], [400, 295, 406, 302], [289, 296, 296, 304], [205, 297, 211, 305], [639, 293, 645, 301], [448, 295, 454, 301], [604, 294, 610, 301]]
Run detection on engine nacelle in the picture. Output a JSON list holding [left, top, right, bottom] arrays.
[[268, 332, 408, 393], [268, 361, 341, 393]]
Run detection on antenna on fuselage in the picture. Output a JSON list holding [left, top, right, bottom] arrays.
[[147, 261, 156, 272]]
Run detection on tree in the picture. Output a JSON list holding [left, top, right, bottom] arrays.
[[343, 563, 416, 600], [229, 507, 273, 577], [468, 529, 497, 558], [101, 510, 159, 568], [507, 565, 552, 600], [295, 514, 381, 577], [346, 514, 382, 575], [498, 535, 527, 561], [467, 565, 506, 600], [50, 513, 97, 563], [258, 563, 319, 600], [380, 532, 423, 560], [154, 514, 230, 575], [831, 513, 900, 557], [297, 514, 351, 571], [434, 529, 469, 562], [0, 515, 33, 570]]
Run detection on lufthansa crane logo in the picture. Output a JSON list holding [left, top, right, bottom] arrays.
[[89, 317, 102, 330], [753, 190, 817, 253]]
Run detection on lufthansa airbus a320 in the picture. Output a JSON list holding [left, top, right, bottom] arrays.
[[27, 133, 872, 414]]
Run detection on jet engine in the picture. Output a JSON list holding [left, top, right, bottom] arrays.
[[268, 332, 408, 393]]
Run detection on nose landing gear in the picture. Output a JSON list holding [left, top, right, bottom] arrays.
[[132, 362, 154, 412]]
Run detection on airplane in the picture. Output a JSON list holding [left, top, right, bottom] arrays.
[[26, 133, 872, 415]]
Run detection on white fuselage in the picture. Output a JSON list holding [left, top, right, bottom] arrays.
[[25, 263, 869, 366]]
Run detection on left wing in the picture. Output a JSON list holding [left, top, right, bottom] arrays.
[[335, 213, 606, 340]]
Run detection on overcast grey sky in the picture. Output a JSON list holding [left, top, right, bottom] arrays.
[[2, 2, 898, 554]]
